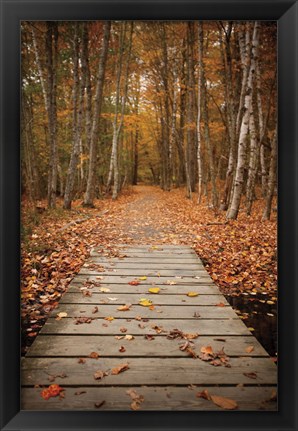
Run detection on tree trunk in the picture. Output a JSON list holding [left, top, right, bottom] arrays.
[[112, 22, 133, 200], [262, 127, 277, 220], [83, 21, 111, 207], [200, 23, 218, 208], [64, 23, 82, 209], [227, 22, 258, 220], [219, 22, 237, 210], [197, 22, 203, 203], [245, 101, 259, 215], [45, 22, 59, 209], [186, 22, 196, 198]]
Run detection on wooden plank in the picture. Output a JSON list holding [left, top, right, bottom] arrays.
[[27, 335, 269, 357], [21, 357, 277, 386], [21, 386, 277, 411], [72, 275, 212, 284], [88, 261, 203, 270], [92, 252, 199, 259], [67, 284, 220, 296], [40, 318, 252, 336], [60, 292, 227, 305], [79, 268, 206, 277], [51, 304, 235, 319], [90, 256, 200, 263]]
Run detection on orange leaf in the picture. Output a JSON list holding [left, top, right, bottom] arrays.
[[111, 363, 129, 375], [200, 345, 213, 355], [210, 394, 238, 410]]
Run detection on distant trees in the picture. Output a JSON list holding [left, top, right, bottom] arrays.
[[21, 20, 277, 220]]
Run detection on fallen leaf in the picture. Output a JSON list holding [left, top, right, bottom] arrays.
[[148, 287, 160, 294], [74, 391, 86, 395], [41, 384, 64, 400], [99, 287, 110, 293], [200, 345, 213, 355], [210, 394, 238, 410], [126, 389, 144, 410], [119, 346, 126, 352], [248, 327, 255, 332], [104, 316, 114, 321], [92, 306, 99, 314], [74, 317, 92, 325], [93, 370, 108, 380], [78, 358, 86, 364], [115, 335, 124, 340], [94, 400, 105, 408], [245, 346, 254, 353], [139, 276, 147, 281], [128, 280, 140, 286], [243, 372, 258, 379], [111, 363, 129, 375], [216, 302, 225, 307], [57, 312, 68, 318], [120, 327, 127, 333], [196, 389, 210, 400], [124, 334, 134, 340], [187, 292, 199, 297], [139, 298, 152, 307], [89, 352, 100, 359], [184, 333, 199, 340], [117, 304, 132, 311]]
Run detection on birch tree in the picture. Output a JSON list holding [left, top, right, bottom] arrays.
[[196, 22, 203, 203], [262, 126, 277, 220], [227, 22, 258, 220]]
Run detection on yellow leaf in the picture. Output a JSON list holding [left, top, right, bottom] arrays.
[[57, 312, 68, 318], [148, 287, 160, 294], [187, 292, 199, 297], [139, 298, 152, 307], [139, 276, 147, 281], [248, 327, 255, 332], [104, 316, 114, 321]]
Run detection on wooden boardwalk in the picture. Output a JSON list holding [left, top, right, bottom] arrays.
[[21, 245, 277, 410]]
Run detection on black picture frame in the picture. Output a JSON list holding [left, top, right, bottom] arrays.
[[0, 0, 297, 430]]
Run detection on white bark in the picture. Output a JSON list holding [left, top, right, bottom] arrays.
[[197, 22, 203, 203], [262, 127, 277, 220], [227, 22, 258, 220]]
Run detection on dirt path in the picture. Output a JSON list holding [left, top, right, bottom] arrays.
[[113, 185, 182, 242]]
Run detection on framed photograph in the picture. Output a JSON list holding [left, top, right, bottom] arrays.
[[0, 0, 297, 430]]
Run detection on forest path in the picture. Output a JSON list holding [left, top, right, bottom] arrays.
[[108, 185, 186, 242]]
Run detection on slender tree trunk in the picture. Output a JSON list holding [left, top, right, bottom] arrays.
[[245, 101, 258, 215], [112, 22, 133, 199], [83, 21, 111, 207], [64, 23, 83, 209], [227, 22, 258, 220], [219, 22, 236, 210], [45, 22, 59, 209], [262, 127, 277, 220], [200, 24, 217, 208], [186, 22, 196, 198], [197, 22, 203, 203]]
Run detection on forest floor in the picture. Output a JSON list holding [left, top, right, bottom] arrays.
[[21, 185, 277, 356]]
